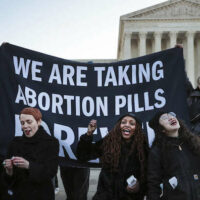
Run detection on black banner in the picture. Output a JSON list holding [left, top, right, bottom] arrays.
[[0, 43, 189, 167]]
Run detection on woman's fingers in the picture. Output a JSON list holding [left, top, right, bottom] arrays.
[[126, 181, 140, 193], [11, 157, 29, 169], [3, 159, 13, 169]]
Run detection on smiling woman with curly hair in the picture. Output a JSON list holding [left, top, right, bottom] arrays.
[[76, 113, 148, 200]]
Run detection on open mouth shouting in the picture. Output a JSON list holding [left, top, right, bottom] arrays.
[[169, 119, 177, 126], [120, 116, 136, 141], [122, 129, 131, 135], [24, 130, 31, 136], [20, 114, 40, 138]]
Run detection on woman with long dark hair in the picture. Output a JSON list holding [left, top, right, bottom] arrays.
[[147, 111, 200, 200], [77, 113, 148, 200]]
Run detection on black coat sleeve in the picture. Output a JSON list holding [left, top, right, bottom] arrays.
[[147, 146, 163, 200], [76, 133, 103, 162]]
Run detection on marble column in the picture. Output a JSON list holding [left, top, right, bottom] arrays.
[[123, 32, 132, 59], [186, 31, 195, 85], [196, 34, 200, 83], [154, 31, 162, 52], [169, 32, 177, 48], [139, 32, 147, 56]]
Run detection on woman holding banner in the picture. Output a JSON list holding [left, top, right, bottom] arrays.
[[147, 111, 200, 200], [2, 107, 59, 200], [77, 113, 148, 200]]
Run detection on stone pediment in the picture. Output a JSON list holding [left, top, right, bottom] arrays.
[[121, 0, 200, 20]]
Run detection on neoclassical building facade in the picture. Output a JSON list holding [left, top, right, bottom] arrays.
[[117, 0, 200, 86]]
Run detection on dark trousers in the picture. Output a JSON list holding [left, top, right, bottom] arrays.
[[60, 166, 90, 200]]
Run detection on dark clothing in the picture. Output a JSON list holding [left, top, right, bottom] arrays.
[[77, 133, 146, 200], [185, 75, 194, 97], [148, 137, 200, 200], [187, 87, 200, 135], [60, 166, 90, 200], [3, 126, 59, 200], [0, 155, 10, 200]]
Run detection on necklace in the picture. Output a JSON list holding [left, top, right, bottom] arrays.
[[173, 142, 184, 151]]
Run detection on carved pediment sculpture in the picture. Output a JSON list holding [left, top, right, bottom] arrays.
[[122, 0, 200, 20]]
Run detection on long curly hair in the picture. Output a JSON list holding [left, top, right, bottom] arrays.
[[100, 116, 148, 184], [153, 119, 200, 156]]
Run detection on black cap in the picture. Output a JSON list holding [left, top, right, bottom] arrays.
[[149, 111, 167, 131], [117, 113, 142, 126]]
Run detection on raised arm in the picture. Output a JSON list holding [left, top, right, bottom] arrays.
[[76, 119, 103, 161]]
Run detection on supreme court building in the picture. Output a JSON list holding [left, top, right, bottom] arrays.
[[116, 0, 200, 87]]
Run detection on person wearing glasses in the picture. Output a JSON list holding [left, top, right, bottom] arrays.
[[147, 111, 200, 200]]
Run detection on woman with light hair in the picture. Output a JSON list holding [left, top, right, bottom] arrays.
[[3, 107, 59, 200]]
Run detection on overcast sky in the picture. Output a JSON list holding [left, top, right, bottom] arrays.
[[0, 0, 166, 59]]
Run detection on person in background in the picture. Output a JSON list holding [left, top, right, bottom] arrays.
[[2, 107, 59, 200], [76, 113, 148, 200], [174, 44, 200, 135], [147, 111, 200, 200], [187, 76, 200, 135]]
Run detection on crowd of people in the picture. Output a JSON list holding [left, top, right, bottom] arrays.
[[0, 54, 200, 199]]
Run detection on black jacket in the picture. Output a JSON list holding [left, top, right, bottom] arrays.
[[148, 136, 200, 200], [77, 133, 147, 200], [3, 126, 59, 200]]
